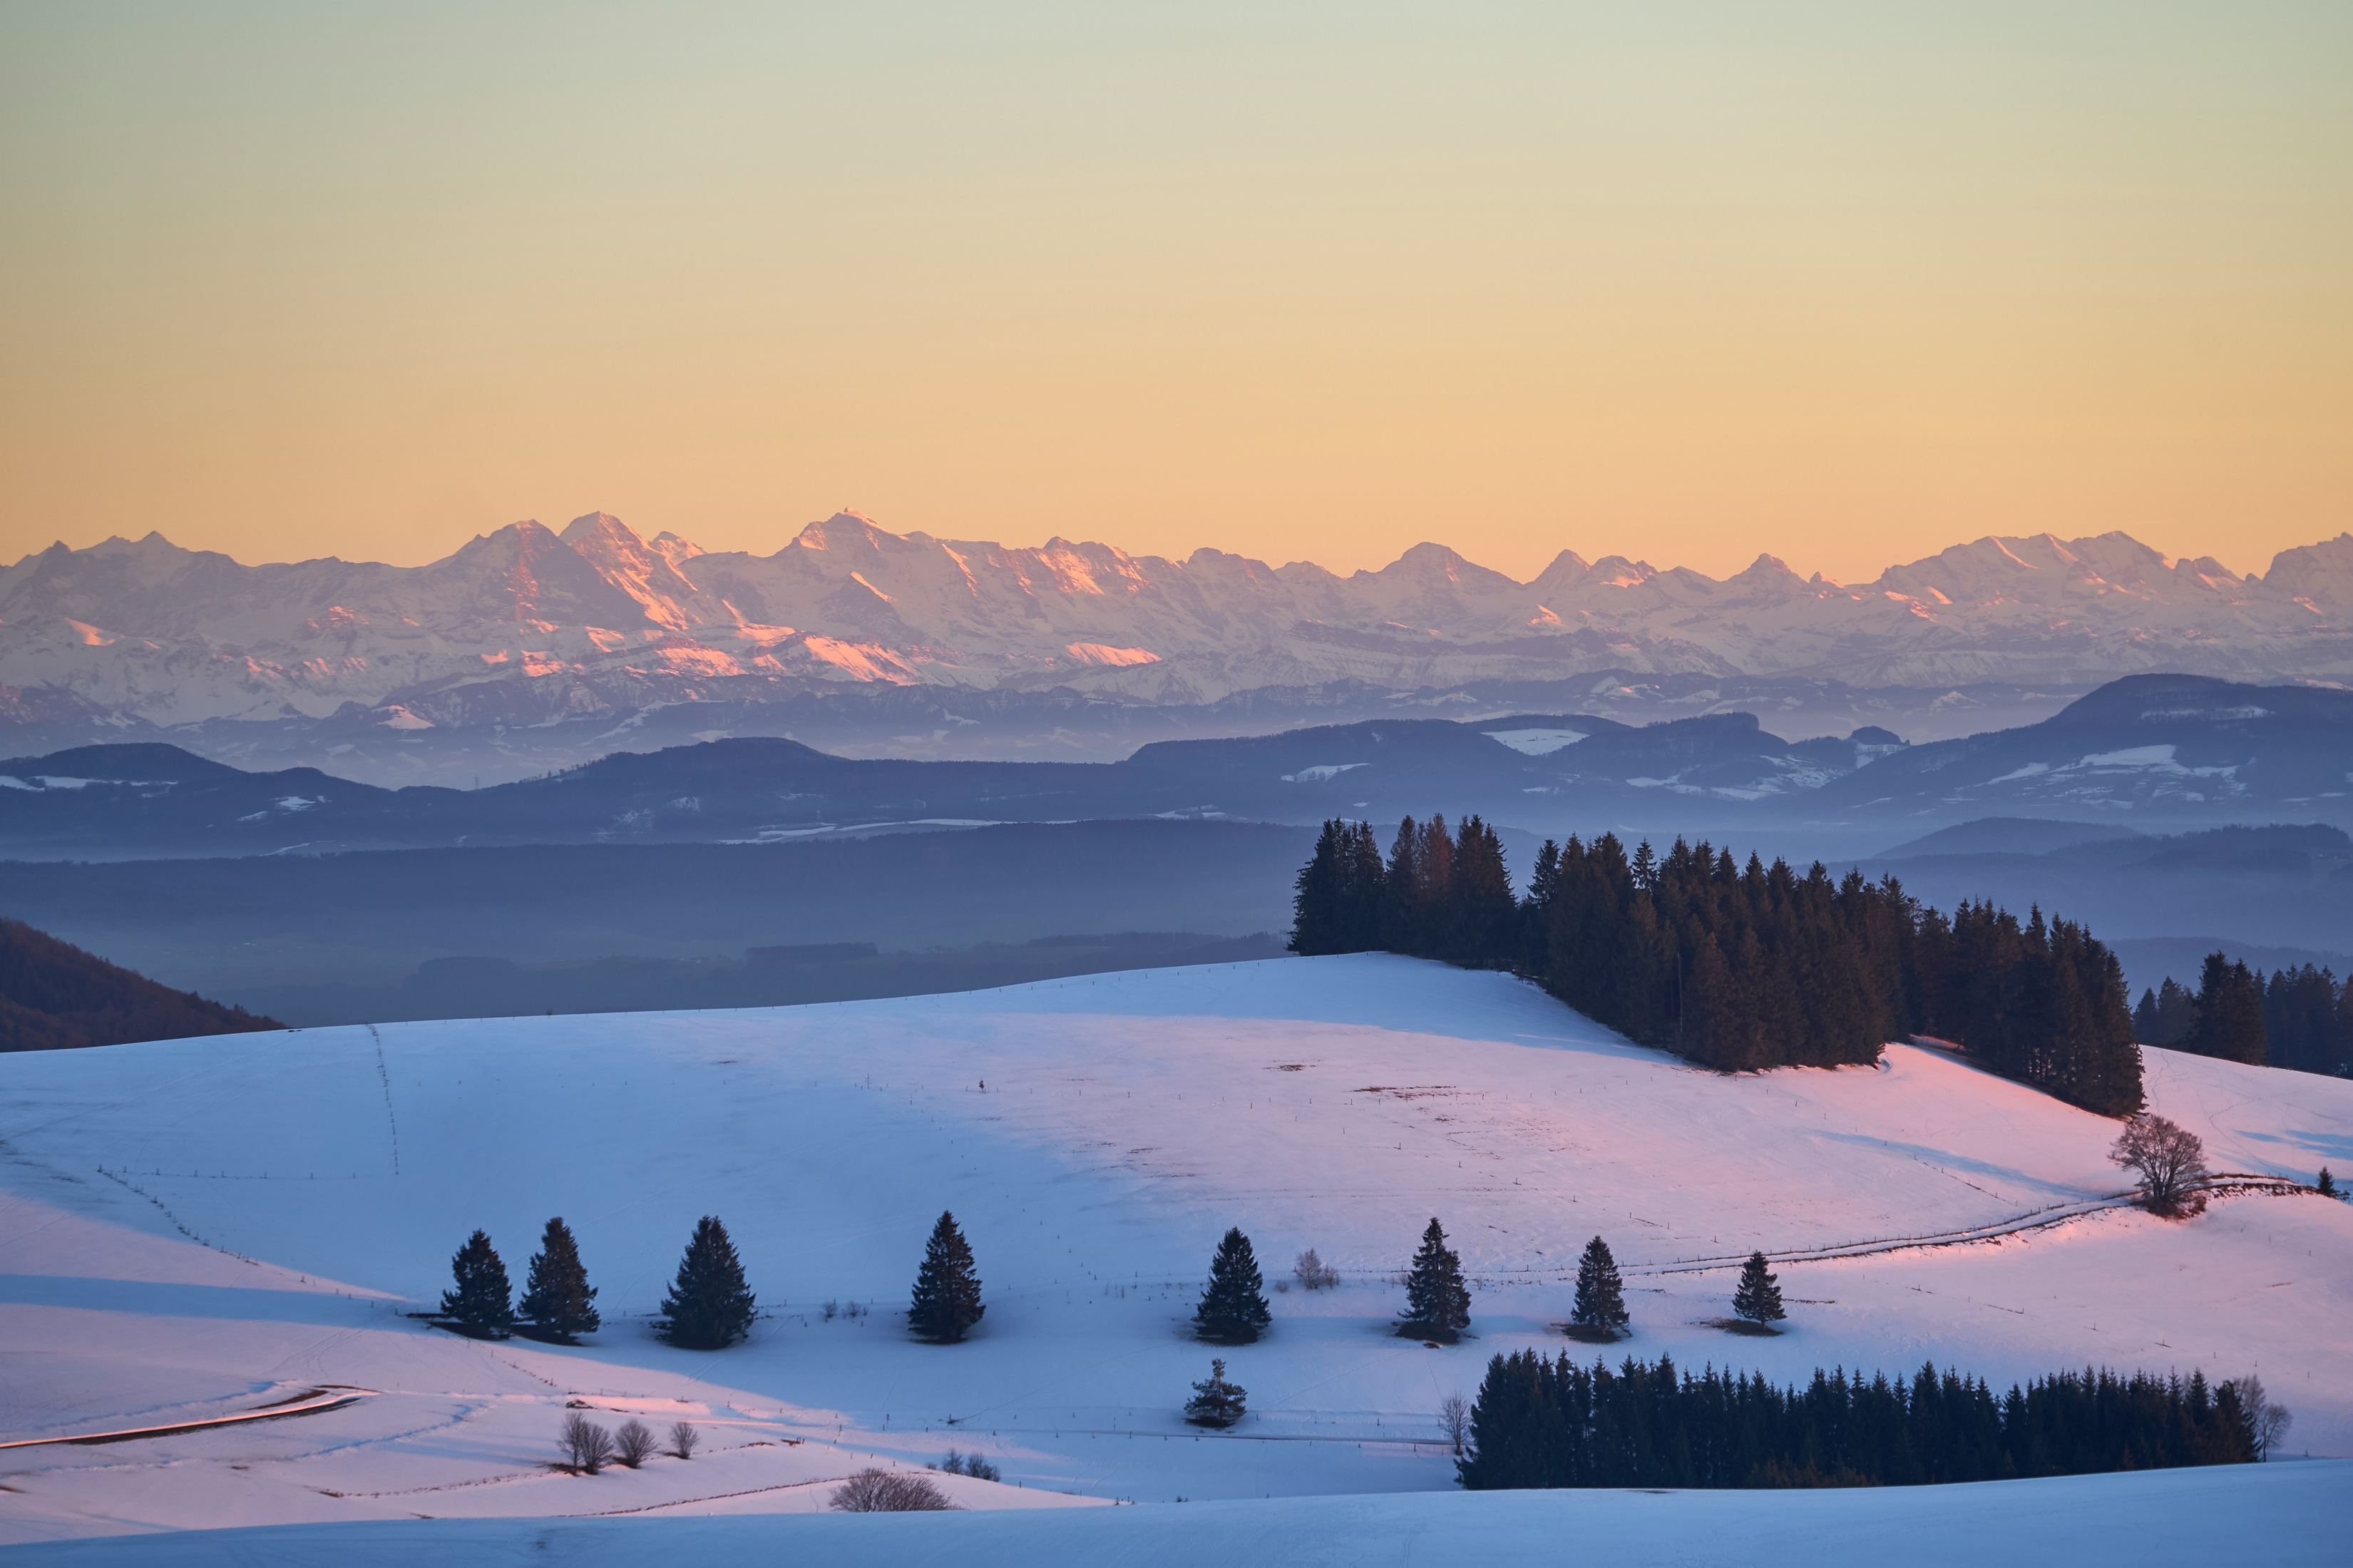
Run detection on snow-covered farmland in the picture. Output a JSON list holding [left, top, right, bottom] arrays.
[[1, 955, 2348, 1555]]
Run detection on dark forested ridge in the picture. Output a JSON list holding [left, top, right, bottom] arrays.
[[2135, 955, 2353, 1078], [0, 918, 280, 1052], [1291, 816, 2145, 1115], [1459, 1351, 2262, 1490]]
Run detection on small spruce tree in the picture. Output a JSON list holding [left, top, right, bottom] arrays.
[[517, 1216, 599, 1341], [1399, 1217, 1472, 1341], [441, 1229, 514, 1338], [1194, 1226, 1273, 1343], [1183, 1358, 1248, 1428], [1732, 1251, 1786, 1328], [908, 1210, 987, 1342], [660, 1215, 755, 1348], [1569, 1236, 1630, 1339], [2318, 1167, 2341, 1199]]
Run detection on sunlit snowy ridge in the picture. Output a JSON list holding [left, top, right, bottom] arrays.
[[0, 956, 2347, 1559]]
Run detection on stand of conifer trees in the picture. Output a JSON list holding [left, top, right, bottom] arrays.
[[2135, 953, 2353, 1078], [1458, 1353, 2262, 1490], [1291, 818, 2147, 1115]]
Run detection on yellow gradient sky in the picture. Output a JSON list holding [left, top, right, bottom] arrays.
[[3, 3, 2348, 583]]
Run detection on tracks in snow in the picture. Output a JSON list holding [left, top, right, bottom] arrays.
[[0, 1388, 374, 1450], [1472, 1174, 2317, 1284]]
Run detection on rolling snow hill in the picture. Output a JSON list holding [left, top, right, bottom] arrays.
[[9, 511, 2353, 779], [13, 1466, 2347, 1567], [0, 957, 2347, 1553]]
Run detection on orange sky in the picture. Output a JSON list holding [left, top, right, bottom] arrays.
[[2, 4, 2347, 585]]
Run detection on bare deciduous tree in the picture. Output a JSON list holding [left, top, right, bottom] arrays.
[[2109, 1114, 2209, 1215], [612, 1418, 655, 1468], [1439, 1392, 1472, 1456], [669, 1420, 700, 1460], [1293, 1248, 1339, 1291], [560, 1411, 615, 1474], [2234, 1374, 2294, 1460], [831, 1467, 955, 1512]]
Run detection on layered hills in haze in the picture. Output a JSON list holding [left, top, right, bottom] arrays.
[[9, 513, 2353, 782], [0, 675, 2344, 861]]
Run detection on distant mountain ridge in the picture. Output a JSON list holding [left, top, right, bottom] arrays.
[[8, 514, 2353, 772], [6, 674, 2352, 861]]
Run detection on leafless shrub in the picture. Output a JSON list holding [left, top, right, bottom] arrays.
[[2110, 1114, 2209, 1215], [612, 1418, 655, 1468], [831, 1467, 956, 1512], [669, 1420, 700, 1460], [1293, 1248, 1340, 1291], [560, 1411, 614, 1473], [1439, 1392, 1472, 1456]]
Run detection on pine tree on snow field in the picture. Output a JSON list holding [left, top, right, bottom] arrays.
[[1193, 1227, 1272, 1343], [1569, 1236, 1630, 1339], [1733, 1251, 1786, 1328], [908, 1210, 986, 1342], [660, 1216, 755, 1348], [1400, 1217, 1472, 1341], [441, 1229, 514, 1338], [1184, 1358, 1249, 1428], [517, 1216, 599, 1341], [2320, 1167, 2342, 1199]]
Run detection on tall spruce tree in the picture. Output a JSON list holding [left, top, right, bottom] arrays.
[[1289, 821, 1351, 956], [2148, 977, 2195, 1044], [1569, 1236, 1629, 1339], [660, 1215, 755, 1349], [516, 1216, 599, 1341], [1732, 1251, 1786, 1328], [1400, 1217, 1472, 1341], [1446, 816, 1517, 968], [2187, 953, 2268, 1064], [908, 1210, 986, 1342], [1194, 1226, 1273, 1343], [441, 1229, 514, 1338]]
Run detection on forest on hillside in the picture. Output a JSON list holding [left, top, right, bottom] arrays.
[[0, 918, 280, 1052], [1291, 816, 2146, 1115], [2133, 955, 2353, 1077]]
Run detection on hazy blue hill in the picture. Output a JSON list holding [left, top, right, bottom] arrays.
[[1875, 818, 2146, 858], [0, 820, 1316, 1006]]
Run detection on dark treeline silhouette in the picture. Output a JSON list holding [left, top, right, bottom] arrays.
[[2135, 953, 2353, 1077], [0, 917, 280, 1052], [1460, 1352, 2261, 1490], [1291, 817, 2144, 1114]]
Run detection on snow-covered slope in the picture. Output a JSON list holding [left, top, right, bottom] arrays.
[[7, 515, 2353, 740], [1, 957, 2347, 1548], [14, 1465, 2347, 1568]]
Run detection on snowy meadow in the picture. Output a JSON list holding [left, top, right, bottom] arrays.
[[1, 955, 2347, 1558]]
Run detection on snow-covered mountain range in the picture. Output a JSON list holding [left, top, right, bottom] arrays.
[[6, 513, 2353, 772]]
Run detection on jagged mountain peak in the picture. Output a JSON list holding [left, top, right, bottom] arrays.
[[9, 514, 2353, 744]]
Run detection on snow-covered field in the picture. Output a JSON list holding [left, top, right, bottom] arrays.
[[2, 955, 2348, 1559]]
